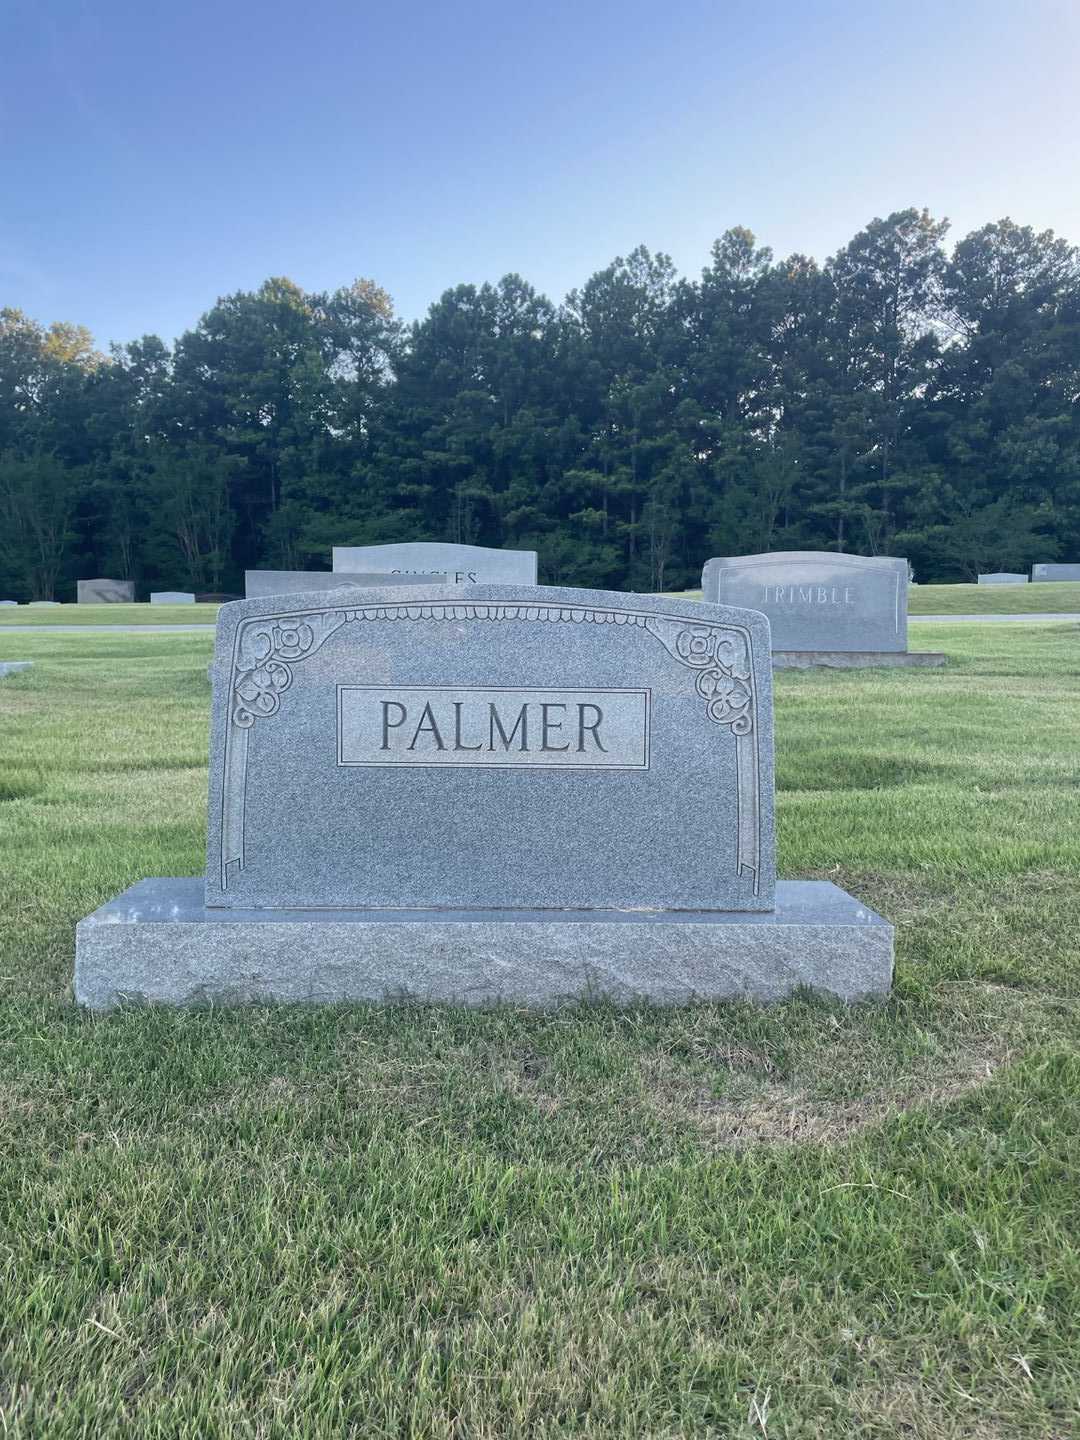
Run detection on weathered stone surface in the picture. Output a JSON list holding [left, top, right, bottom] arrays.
[[773, 650, 945, 670], [75, 877, 893, 1011], [701, 552, 908, 653], [977, 573, 1028, 585], [206, 583, 775, 913], [245, 570, 444, 599], [0, 661, 32, 677], [332, 542, 538, 585], [77, 578, 135, 604], [1032, 563, 1080, 581], [150, 591, 196, 604]]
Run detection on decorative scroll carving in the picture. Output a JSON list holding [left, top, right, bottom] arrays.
[[646, 618, 759, 887], [231, 605, 753, 736], [646, 621, 754, 733], [218, 600, 763, 894], [233, 612, 349, 726]]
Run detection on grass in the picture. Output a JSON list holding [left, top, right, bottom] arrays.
[[666, 581, 1080, 615], [0, 602, 220, 625], [1, 623, 1079, 1437], [6, 585, 1080, 627], [908, 582, 1080, 615]]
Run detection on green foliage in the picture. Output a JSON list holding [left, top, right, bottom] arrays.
[[2, 213, 1079, 599]]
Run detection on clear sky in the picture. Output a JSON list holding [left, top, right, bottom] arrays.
[[2, 0, 1078, 348]]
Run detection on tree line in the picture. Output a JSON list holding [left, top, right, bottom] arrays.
[[2, 208, 1078, 600]]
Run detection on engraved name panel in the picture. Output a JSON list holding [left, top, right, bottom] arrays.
[[337, 686, 650, 769]]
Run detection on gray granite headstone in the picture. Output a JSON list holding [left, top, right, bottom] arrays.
[[150, 591, 196, 604], [0, 600, 17, 606], [1031, 563, 1080, 582], [701, 552, 908, 653], [74, 582, 894, 1009], [207, 584, 774, 912], [77, 578, 135, 604], [0, 661, 32, 676], [28, 601, 60, 607], [977, 573, 1028, 585], [332, 542, 538, 585], [244, 570, 445, 599]]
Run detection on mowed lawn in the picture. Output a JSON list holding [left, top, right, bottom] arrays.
[[666, 580, 1080, 615], [908, 581, 1080, 614], [1, 625, 1079, 1438], [0, 602, 221, 626]]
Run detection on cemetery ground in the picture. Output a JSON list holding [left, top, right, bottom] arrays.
[[1, 625, 1078, 1438], [0, 603, 221, 626], [907, 582, 1080, 615], [2, 581, 1080, 630], [666, 581, 1080, 617]]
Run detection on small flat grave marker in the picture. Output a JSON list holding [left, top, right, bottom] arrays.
[[1032, 563, 1080, 582], [77, 578, 135, 603]]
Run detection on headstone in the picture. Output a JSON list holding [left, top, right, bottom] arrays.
[[27, 601, 60, 607], [700, 551, 944, 669], [332, 542, 538, 586], [207, 586, 775, 912], [1031, 563, 1080, 582], [150, 591, 196, 604], [75, 583, 892, 1010], [0, 600, 17, 606], [77, 578, 135, 604], [977, 573, 1028, 585], [244, 570, 444, 599], [0, 661, 32, 676], [702, 552, 906, 651]]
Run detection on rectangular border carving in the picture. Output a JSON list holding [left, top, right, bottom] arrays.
[[336, 685, 651, 769]]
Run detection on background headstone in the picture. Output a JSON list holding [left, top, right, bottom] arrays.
[[195, 593, 242, 604], [207, 583, 775, 912], [1031, 563, 1080, 582], [244, 570, 445, 599], [332, 542, 538, 585], [0, 601, 17, 606], [77, 578, 135, 604], [150, 591, 196, 604], [977, 573, 1028, 585], [701, 552, 907, 653], [0, 661, 33, 676], [27, 601, 60, 607]]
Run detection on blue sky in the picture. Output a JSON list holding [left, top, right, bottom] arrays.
[[2, 0, 1078, 348]]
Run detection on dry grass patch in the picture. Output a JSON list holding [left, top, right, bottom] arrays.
[[641, 1036, 1012, 1149]]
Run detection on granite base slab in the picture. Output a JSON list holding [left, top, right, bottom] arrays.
[[772, 650, 946, 670], [75, 879, 893, 1011]]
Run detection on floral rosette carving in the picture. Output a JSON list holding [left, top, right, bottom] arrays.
[[268, 621, 317, 660], [233, 619, 319, 727], [694, 669, 752, 732], [234, 661, 292, 727], [672, 627, 753, 733]]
